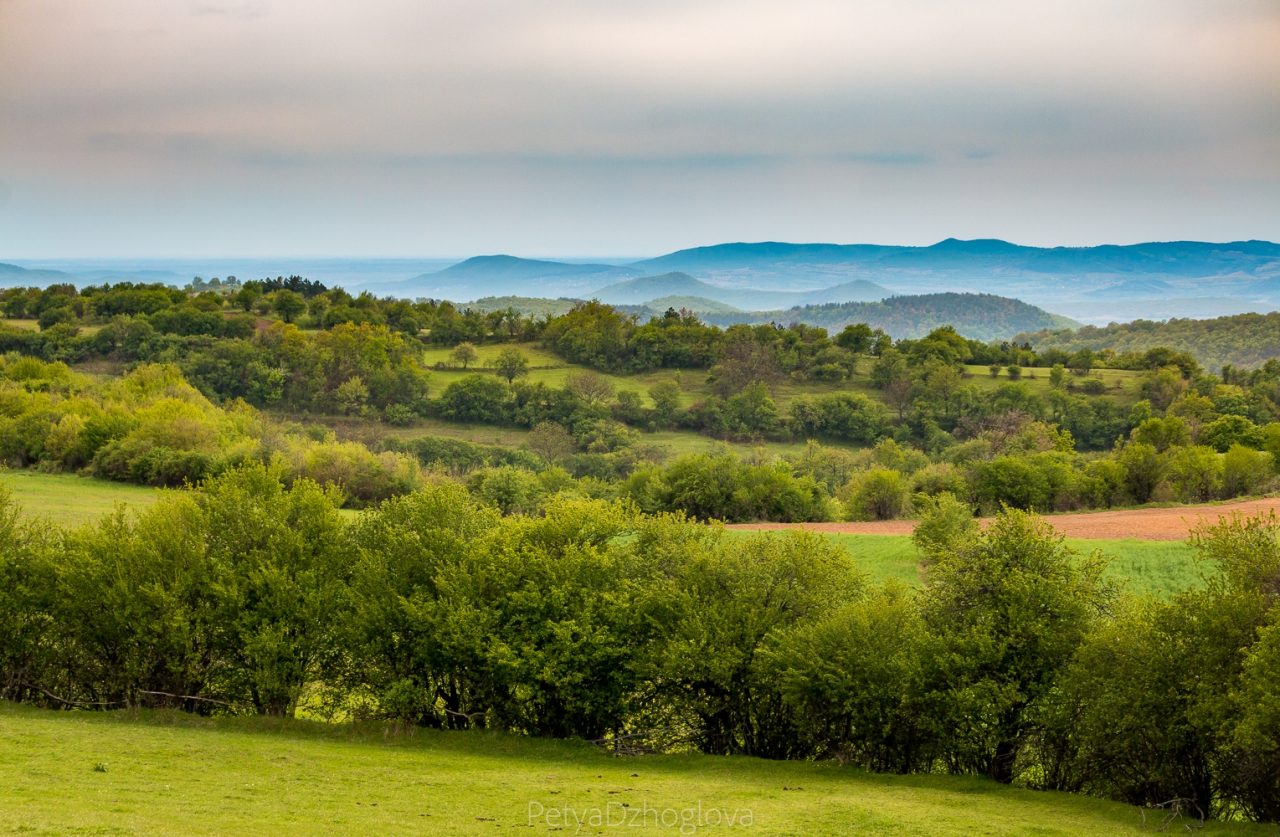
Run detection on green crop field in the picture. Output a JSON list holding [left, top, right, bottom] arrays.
[[748, 533, 1202, 597], [1, 702, 1265, 837], [0, 470, 161, 526]]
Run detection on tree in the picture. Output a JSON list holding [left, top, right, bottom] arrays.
[[710, 330, 783, 396], [272, 289, 307, 324], [1131, 416, 1191, 453], [648, 380, 683, 426], [919, 508, 1115, 783], [871, 348, 908, 389], [488, 347, 529, 384], [565, 370, 615, 405], [1118, 441, 1163, 503], [1049, 364, 1066, 389], [335, 376, 369, 415], [526, 421, 576, 465], [450, 342, 479, 369], [1068, 348, 1095, 375], [1201, 414, 1265, 453], [233, 286, 259, 313], [834, 323, 875, 353], [846, 468, 908, 521]]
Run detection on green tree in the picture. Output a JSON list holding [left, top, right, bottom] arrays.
[[845, 468, 909, 521], [1118, 441, 1163, 503], [272, 289, 307, 324], [488, 347, 529, 384], [335, 376, 370, 415], [450, 342, 478, 369], [870, 348, 908, 389], [233, 286, 259, 313], [648, 380, 683, 426], [919, 508, 1115, 783]]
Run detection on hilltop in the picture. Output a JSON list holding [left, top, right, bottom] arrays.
[[703, 292, 1079, 341]]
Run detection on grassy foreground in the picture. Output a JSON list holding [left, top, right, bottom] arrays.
[[1, 703, 1268, 836]]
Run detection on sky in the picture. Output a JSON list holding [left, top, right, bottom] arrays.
[[0, 0, 1278, 258]]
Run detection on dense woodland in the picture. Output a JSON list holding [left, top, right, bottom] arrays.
[[4, 469, 1280, 821]]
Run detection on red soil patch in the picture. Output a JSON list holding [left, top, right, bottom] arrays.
[[727, 497, 1280, 541]]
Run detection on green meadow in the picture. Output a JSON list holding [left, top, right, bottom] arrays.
[[0, 469, 161, 526], [1, 702, 1267, 837], [732, 533, 1203, 598]]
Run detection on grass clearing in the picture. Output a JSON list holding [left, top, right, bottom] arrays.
[[1, 702, 1266, 836], [1, 469, 160, 526], [739, 532, 1203, 597]]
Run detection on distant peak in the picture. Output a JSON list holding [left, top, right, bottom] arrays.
[[926, 238, 1023, 253]]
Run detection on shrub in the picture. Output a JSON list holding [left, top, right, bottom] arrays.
[[845, 468, 909, 521]]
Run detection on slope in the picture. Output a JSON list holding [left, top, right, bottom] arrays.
[[703, 292, 1079, 341], [407, 256, 642, 300], [593, 272, 890, 310], [0, 703, 1226, 837], [0, 262, 79, 288], [1018, 311, 1280, 371]]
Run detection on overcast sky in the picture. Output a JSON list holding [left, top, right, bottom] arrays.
[[1, 0, 1277, 258]]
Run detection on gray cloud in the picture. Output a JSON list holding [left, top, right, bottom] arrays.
[[0, 0, 1277, 256]]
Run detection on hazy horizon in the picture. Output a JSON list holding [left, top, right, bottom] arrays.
[[2, 1, 1277, 259]]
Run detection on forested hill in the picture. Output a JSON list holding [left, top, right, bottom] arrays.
[[701, 292, 1078, 341], [1018, 311, 1280, 372]]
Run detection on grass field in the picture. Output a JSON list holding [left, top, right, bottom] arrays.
[[0, 470, 160, 526], [3, 318, 102, 336], [1, 702, 1267, 836], [750, 533, 1202, 597]]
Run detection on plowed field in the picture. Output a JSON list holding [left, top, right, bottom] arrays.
[[728, 497, 1280, 541]]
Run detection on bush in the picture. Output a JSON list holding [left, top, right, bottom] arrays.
[[845, 468, 909, 521], [628, 451, 830, 523], [434, 374, 510, 423]]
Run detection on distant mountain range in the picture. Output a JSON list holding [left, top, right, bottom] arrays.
[[392, 239, 1280, 321], [6, 238, 1280, 326]]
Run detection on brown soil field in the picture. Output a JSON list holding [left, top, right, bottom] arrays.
[[728, 497, 1280, 541]]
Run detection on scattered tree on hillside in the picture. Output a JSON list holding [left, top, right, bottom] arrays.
[[489, 347, 529, 384]]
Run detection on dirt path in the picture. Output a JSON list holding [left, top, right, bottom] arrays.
[[727, 497, 1280, 541]]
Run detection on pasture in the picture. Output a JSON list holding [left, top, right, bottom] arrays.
[[1, 702, 1265, 837], [757, 533, 1203, 597], [0, 470, 160, 526]]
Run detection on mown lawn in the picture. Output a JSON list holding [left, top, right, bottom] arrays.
[[1, 702, 1268, 836], [0, 469, 160, 526]]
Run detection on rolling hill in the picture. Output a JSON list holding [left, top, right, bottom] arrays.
[[0, 262, 79, 288], [407, 256, 642, 300], [1018, 311, 1280, 371], [592, 271, 891, 311], [702, 292, 1080, 341], [641, 294, 744, 313]]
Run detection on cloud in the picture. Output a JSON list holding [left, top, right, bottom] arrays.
[[0, 0, 1277, 256]]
